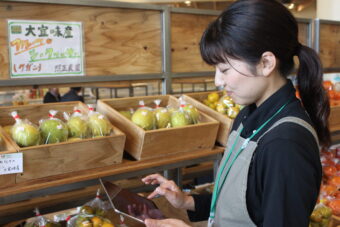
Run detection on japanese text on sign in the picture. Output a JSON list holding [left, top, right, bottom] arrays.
[[0, 153, 23, 175], [8, 20, 84, 78]]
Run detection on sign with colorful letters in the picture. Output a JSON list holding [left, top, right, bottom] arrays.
[[8, 20, 84, 78]]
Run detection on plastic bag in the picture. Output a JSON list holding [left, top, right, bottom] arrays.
[[67, 214, 114, 227], [131, 100, 156, 130], [170, 100, 191, 128], [153, 99, 171, 129], [87, 105, 113, 137], [64, 107, 89, 139], [11, 111, 40, 147], [24, 208, 61, 227], [119, 108, 134, 120], [179, 96, 200, 124], [39, 110, 68, 144]]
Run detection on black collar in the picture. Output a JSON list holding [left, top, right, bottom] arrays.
[[240, 80, 297, 138]]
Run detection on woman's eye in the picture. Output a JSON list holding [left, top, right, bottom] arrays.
[[221, 68, 229, 73]]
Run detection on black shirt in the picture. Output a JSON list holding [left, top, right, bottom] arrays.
[[188, 80, 322, 227], [43, 92, 60, 103], [60, 89, 84, 102]]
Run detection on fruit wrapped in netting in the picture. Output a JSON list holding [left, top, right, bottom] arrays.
[[87, 105, 113, 137], [153, 99, 171, 129], [39, 110, 68, 144], [131, 100, 156, 130], [11, 111, 40, 147], [64, 107, 90, 139]]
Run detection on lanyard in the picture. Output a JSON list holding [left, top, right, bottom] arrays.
[[208, 100, 290, 226]]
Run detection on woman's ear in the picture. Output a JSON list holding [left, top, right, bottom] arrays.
[[258, 51, 276, 77]]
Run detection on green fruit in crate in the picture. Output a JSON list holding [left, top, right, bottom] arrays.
[[67, 116, 88, 138], [154, 108, 171, 129], [216, 102, 227, 114], [12, 123, 40, 147], [68, 137, 83, 142], [220, 95, 235, 108], [171, 111, 191, 127], [95, 207, 106, 217], [318, 206, 332, 218], [119, 111, 132, 120], [88, 113, 112, 136], [320, 218, 330, 227], [310, 211, 323, 222], [40, 119, 68, 144], [76, 217, 93, 227], [183, 104, 200, 124], [132, 108, 155, 130]]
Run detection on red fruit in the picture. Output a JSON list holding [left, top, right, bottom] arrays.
[[321, 184, 337, 196], [323, 81, 334, 91], [328, 199, 340, 216], [328, 176, 340, 187], [324, 166, 338, 177]]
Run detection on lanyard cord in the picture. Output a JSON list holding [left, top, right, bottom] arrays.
[[209, 100, 290, 220]]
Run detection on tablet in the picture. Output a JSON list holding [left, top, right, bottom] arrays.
[[100, 179, 165, 223]]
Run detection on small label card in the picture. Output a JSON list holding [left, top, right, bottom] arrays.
[[0, 153, 23, 175]]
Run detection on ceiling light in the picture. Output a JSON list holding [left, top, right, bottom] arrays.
[[288, 3, 295, 9], [184, 0, 191, 6]]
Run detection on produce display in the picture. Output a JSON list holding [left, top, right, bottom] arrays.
[[68, 190, 114, 227], [202, 92, 241, 119], [310, 145, 340, 226], [11, 111, 40, 147], [4, 106, 113, 148], [39, 110, 68, 144], [323, 81, 340, 107], [88, 105, 113, 137], [120, 99, 201, 130]]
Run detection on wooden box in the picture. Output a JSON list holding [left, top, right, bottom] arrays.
[[97, 95, 219, 160], [182, 91, 234, 146], [330, 106, 340, 131], [0, 102, 125, 183], [0, 127, 17, 188]]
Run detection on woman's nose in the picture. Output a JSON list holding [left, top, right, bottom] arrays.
[[215, 70, 225, 87]]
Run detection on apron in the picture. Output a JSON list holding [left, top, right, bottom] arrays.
[[212, 116, 318, 227]]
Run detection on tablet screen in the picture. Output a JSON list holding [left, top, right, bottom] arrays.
[[101, 180, 165, 222]]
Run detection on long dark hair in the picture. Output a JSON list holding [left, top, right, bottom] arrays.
[[200, 0, 330, 147]]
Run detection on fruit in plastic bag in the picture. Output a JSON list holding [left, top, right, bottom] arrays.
[[310, 203, 333, 227], [131, 101, 155, 130], [154, 100, 171, 129], [171, 102, 191, 127], [3, 125, 12, 137], [80, 205, 95, 215], [227, 106, 240, 119], [119, 109, 134, 120], [40, 110, 68, 144], [11, 111, 40, 147], [183, 104, 200, 124], [65, 108, 89, 139], [88, 105, 112, 137]]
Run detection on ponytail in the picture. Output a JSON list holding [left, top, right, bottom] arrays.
[[296, 44, 330, 147]]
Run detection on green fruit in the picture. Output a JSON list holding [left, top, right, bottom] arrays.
[[321, 218, 330, 227], [171, 111, 191, 128], [119, 111, 132, 120], [183, 104, 200, 124], [67, 116, 89, 138], [95, 208, 106, 217], [68, 137, 82, 142], [88, 113, 112, 136], [154, 108, 171, 129], [80, 205, 94, 215], [310, 222, 320, 227], [220, 95, 234, 108], [12, 123, 40, 147], [310, 211, 323, 222], [132, 108, 155, 130], [76, 216, 92, 227], [318, 206, 332, 218], [40, 119, 68, 144], [3, 125, 12, 137]]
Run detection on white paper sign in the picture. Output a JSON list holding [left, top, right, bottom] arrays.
[[8, 20, 84, 78], [0, 153, 23, 175]]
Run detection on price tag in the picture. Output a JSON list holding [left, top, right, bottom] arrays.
[[0, 153, 23, 175]]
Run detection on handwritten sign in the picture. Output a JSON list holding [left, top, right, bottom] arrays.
[[8, 20, 84, 78], [0, 153, 23, 175]]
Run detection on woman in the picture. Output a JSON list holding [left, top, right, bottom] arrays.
[[142, 0, 330, 226]]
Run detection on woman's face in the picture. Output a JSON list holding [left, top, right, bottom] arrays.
[[215, 58, 269, 106]]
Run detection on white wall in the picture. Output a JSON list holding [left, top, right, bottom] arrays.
[[317, 0, 340, 20]]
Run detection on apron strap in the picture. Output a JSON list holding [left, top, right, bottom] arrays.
[[256, 116, 319, 147]]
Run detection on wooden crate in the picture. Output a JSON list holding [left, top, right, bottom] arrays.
[[330, 106, 340, 131], [182, 91, 234, 146], [0, 102, 125, 183], [97, 95, 219, 160], [0, 127, 17, 188]]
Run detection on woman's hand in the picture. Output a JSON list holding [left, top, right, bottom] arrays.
[[142, 174, 194, 210], [145, 218, 191, 227]]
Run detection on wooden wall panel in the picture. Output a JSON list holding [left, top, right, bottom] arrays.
[[0, 2, 162, 79], [319, 24, 340, 68], [298, 22, 309, 46], [171, 13, 215, 73]]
